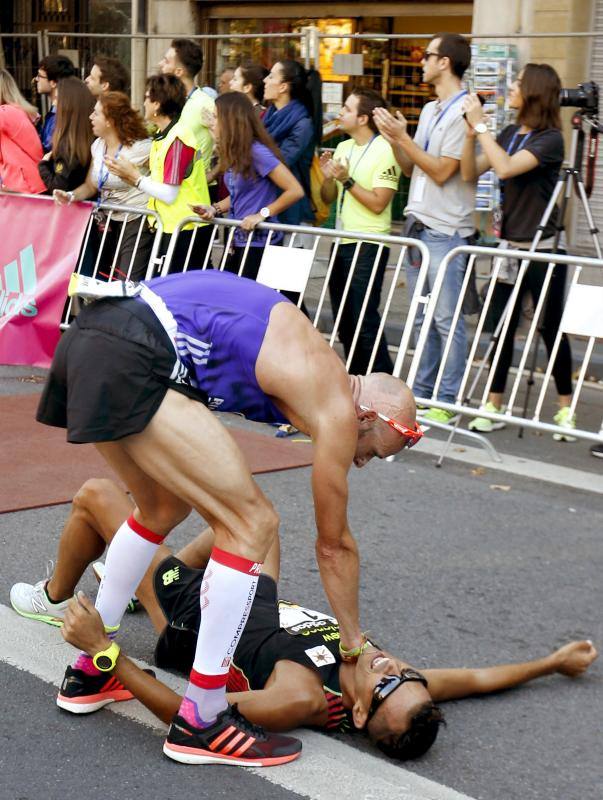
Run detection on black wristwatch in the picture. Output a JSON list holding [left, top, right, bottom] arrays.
[[342, 177, 355, 190]]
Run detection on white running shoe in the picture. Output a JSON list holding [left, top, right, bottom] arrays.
[[10, 576, 69, 627]]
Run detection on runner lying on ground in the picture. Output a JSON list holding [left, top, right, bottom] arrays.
[[11, 478, 598, 761], [35, 268, 422, 766]]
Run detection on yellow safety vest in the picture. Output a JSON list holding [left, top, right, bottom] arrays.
[[148, 118, 210, 233]]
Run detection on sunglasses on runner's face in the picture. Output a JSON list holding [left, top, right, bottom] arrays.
[[359, 405, 423, 449], [367, 669, 428, 723]]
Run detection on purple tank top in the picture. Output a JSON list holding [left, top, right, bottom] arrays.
[[140, 271, 289, 424]]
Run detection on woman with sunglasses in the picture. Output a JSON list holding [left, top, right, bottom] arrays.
[[461, 64, 574, 441]]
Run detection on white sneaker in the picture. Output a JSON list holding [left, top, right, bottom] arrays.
[[10, 577, 69, 627]]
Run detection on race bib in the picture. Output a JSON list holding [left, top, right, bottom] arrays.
[[278, 601, 337, 636]]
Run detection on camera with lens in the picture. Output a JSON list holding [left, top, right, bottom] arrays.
[[559, 81, 599, 115]]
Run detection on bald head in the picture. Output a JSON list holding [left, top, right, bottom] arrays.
[[358, 373, 416, 427]]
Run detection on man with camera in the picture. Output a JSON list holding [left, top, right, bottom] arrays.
[[373, 33, 475, 423]]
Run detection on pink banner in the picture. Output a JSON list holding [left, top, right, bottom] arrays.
[[0, 194, 92, 367]]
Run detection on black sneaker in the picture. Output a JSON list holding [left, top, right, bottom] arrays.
[[591, 443, 603, 459], [163, 704, 302, 767], [56, 665, 134, 714]]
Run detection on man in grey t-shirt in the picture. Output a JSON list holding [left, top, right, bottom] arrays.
[[374, 33, 475, 420]]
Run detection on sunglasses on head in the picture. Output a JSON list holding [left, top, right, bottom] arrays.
[[367, 668, 428, 723], [359, 405, 423, 449]]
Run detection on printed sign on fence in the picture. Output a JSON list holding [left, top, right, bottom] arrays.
[[0, 194, 91, 367]]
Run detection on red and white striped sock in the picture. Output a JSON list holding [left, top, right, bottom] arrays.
[[179, 547, 262, 726], [72, 515, 165, 674]]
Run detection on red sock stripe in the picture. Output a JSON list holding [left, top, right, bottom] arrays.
[[127, 515, 165, 545], [210, 547, 263, 576], [189, 668, 229, 690]]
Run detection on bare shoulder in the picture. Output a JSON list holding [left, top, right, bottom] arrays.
[[257, 302, 354, 432]]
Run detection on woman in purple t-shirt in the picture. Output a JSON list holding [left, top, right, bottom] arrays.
[[193, 91, 303, 280]]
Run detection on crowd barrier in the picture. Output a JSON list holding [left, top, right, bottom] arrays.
[[2, 192, 602, 449], [396, 244, 603, 446], [60, 200, 164, 327]]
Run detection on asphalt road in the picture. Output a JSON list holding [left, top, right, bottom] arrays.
[[0, 366, 602, 800]]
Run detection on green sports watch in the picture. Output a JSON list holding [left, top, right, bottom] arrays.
[[92, 641, 121, 672]]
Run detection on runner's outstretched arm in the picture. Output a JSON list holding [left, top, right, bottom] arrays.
[[423, 641, 598, 702]]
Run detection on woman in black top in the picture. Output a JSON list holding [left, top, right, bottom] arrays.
[[460, 63, 574, 440], [38, 76, 94, 193]]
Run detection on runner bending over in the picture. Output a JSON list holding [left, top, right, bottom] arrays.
[[35, 269, 421, 766]]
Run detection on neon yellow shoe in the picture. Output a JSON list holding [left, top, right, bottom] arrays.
[[421, 407, 460, 424], [553, 406, 577, 442], [468, 401, 506, 433]]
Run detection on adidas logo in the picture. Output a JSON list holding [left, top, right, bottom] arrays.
[[0, 244, 38, 318], [379, 165, 399, 183], [249, 562, 262, 576]]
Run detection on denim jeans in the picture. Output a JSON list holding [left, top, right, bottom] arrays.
[[329, 242, 393, 375], [405, 227, 470, 403]]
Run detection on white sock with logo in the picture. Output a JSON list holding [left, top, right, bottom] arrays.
[[179, 547, 261, 726]]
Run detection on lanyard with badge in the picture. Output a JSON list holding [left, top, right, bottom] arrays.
[[411, 90, 467, 204], [492, 129, 532, 238], [95, 142, 123, 230], [336, 134, 378, 226]]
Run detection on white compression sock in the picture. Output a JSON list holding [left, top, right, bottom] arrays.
[[94, 515, 165, 629], [179, 547, 262, 726]]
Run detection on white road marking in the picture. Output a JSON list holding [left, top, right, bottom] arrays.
[[0, 603, 476, 800], [415, 437, 603, 495]]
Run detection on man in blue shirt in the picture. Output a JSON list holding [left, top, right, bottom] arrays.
[[35, 55, 75, 152]]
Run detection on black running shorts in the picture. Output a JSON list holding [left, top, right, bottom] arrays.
[[36, 297, 206, 443], [153, 555, 278, 676]]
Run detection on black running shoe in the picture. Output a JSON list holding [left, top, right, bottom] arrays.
[[56, 666, 134, 714], [163, 704, 302, 766], [591, 443, 603, 459]]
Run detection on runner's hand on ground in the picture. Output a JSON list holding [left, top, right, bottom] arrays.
[[553, 640, 598, 677]]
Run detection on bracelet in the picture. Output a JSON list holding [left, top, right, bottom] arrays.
[[342, 177, 355, 190], [212, 203, 223, 217], [339, 633, 370, 663]]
